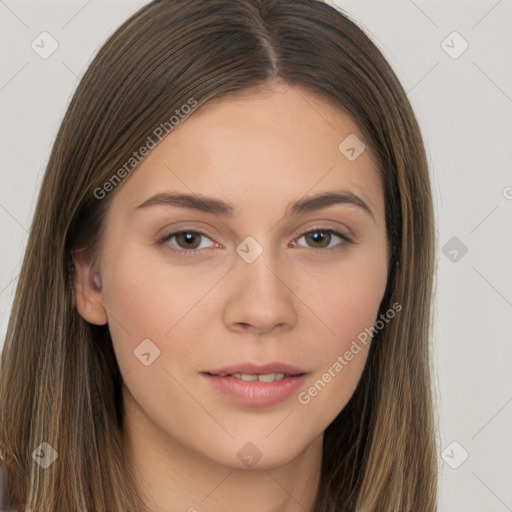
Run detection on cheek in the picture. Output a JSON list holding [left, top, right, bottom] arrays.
[[294, 269, 386, 425], [300, 247, 388, 349], [101, 240, 210, 333], [293, 247, 387, 404], [99, 241, 226, 377]]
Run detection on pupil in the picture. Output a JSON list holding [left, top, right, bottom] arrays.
[[309, 231, 328, 247], [180, 233, 198, 248]]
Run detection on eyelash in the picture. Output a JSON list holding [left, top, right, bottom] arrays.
[[156, 227, 353, 257]]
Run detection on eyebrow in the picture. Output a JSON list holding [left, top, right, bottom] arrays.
[[133, 189, 375, 221]]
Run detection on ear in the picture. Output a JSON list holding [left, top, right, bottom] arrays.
[[72, 248, 108, 326]]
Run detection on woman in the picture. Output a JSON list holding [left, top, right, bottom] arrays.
[[0, 0, 438, 510]]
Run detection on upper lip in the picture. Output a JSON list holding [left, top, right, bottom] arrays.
[[203, 362, 308, 377]]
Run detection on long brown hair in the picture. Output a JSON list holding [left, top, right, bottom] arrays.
[[0, 1, 438, 510]]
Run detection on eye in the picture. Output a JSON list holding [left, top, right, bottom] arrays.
[[291, 228, 352, 253], [158, 230, 217, 256], [157, 227, 353, 257]]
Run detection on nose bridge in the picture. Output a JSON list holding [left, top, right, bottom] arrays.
[[235, 234, 285, 295], [223, 233, 298, 333]]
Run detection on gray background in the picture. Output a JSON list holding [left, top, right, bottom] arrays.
[[1, 1, 511, 510]]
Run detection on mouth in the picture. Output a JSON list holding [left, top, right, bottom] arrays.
[[203, 369, 307, 382], [204, 362, 307, 377], [205, 372, 294, 382], [201, 363, 309, 406]]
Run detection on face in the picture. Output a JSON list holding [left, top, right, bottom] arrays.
[[74, 82, 388, 471]]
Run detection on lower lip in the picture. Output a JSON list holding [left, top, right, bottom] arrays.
[[202, 373, 308, 407]]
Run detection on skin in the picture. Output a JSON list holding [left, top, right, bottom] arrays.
[[73, 81, 389, 512]]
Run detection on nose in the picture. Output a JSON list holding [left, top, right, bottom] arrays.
[[222, 243, 299, 336]]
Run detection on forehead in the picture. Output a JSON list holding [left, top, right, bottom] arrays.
[[112, 84, 383, 220]]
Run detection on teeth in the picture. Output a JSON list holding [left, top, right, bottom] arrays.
[[231, 373, 286, 382], [232, 373, 257, 382], [258, 373, 285, 382]]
